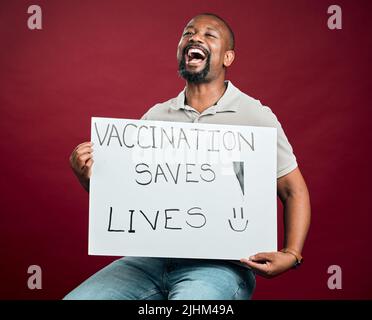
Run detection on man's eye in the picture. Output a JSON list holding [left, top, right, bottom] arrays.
[[206, 33, 216, 38], [183, 31, 192, 36]]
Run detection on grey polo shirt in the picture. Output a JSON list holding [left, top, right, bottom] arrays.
[[141, 81, 297, 178]]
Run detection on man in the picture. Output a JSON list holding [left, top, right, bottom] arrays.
[[66, 13, 311, 300]]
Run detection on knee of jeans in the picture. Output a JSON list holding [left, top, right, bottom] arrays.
[[63, 290, 85, 300], [63, 287, 123, 300], [63, 286, 96, 300], [233, 270, 256, 300]]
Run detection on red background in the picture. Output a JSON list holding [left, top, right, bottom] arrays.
[[0, 0, 371, 299]]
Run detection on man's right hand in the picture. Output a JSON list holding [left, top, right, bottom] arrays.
[[69, 141, 94, 192]]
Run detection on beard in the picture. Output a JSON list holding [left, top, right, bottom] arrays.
[[178, 48, 211, 84]]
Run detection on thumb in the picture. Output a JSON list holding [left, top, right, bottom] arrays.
[[249, 252, 273, 262]]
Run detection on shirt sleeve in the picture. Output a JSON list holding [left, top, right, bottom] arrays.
[[140, 104, 158, 120], [261, 106, 298, 178], [140, 112, 148, 120]]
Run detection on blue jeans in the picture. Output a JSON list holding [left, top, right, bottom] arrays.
[[64, 257, 256, 300]]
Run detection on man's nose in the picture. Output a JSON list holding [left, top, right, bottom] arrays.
[[189, 32, 203, 43]]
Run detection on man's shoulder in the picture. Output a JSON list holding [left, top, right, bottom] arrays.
[[235, 87, 261, 106], [230, 84, 282, 127], [227, 82, 269, 111], [234, 86, 275, 116], [140, 96, 178, 120]]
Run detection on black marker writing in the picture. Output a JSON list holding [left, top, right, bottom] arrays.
[[107, 206, 125, 232], [93, 122, 255, 152]]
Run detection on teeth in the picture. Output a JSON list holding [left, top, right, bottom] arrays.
[[187, 48, 205, 58]]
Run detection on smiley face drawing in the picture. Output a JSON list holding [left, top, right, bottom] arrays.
[[228, 207, 248, 232], [228, 161, 249, 232]]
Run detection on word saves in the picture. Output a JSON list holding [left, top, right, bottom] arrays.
[[135, 162, 215, 185]]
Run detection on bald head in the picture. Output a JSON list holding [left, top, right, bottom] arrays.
[[193, 13, 235, 50]]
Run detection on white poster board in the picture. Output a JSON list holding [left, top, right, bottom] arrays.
[[89, 117, 277, 260]]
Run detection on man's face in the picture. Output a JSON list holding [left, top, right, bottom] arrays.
[[177, 15, 232, 83]]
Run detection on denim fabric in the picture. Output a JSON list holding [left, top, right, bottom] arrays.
[[64, 257, 255, 300]]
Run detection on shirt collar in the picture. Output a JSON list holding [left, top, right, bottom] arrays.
[[172, 80, 240, 114]]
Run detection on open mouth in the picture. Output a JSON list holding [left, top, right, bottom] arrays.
[[185, 46, 208, 67]]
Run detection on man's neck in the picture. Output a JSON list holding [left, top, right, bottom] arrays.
[[185, 79, 227, 114]]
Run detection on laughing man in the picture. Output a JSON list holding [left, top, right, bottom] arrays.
[[66, 13, 311, 300]]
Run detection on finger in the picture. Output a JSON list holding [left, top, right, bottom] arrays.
[[84, 158, 94, 168], [249, 252, 273, 262], [73, 141, 93, 153], [75, 146, 94, 155], [71, 147, 94, 163], [82, 159, 94, 178], [75, 154, 93, 169], [73, 141, 92, 152], [241, 260, 272, 278], [241, 259, 269, 274], [74, 147, 94, 160]]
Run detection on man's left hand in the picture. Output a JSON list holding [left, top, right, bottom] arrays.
[[240, 251, 297, 278]]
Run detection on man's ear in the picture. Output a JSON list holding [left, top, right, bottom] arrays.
[[223, 50, 235, 67]]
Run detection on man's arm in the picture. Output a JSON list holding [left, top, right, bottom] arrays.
[[278, 167, 311, 254], [240, 167, 311, 278]]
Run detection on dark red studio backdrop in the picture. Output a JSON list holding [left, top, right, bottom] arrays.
[[0, 0, 371, 300]]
